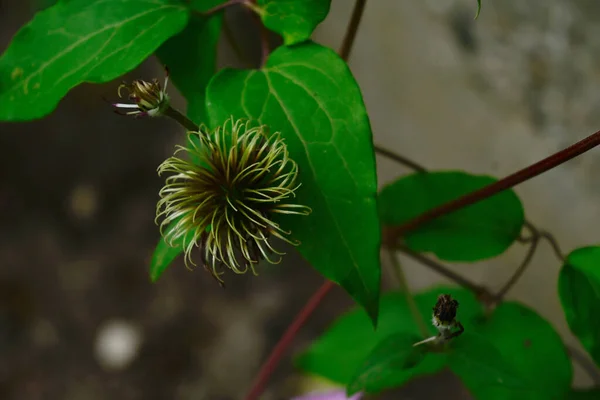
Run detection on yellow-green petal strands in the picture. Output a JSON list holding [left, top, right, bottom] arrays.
[[156, 117, 311, 283]]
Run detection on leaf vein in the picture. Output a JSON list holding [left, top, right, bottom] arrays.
[[263, 71, 371, 295]]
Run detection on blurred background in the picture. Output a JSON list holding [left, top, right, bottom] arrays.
[[1, 0, 600, 399]]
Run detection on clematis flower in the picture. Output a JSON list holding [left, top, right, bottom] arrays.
[[156, 117, 311, 283], [112, 70, 170, 117]]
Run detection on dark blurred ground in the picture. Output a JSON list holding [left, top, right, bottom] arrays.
[[0, 1, 476, 399]]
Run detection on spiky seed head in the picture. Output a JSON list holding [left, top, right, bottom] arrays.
[[112, 69, 170, 117], [156, 117, 311, 283]]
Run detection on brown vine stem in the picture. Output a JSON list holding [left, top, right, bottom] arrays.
[[339, 0, 367, 61], [382, 129, 600, 247], [255, 13, 270, 67], [523, 221, 566, 261], [245, 280, 334, 400], [244, 2, 369, 399], [200, 0, 247, 16], [494, 226, 540, 301], [374, 144, 427, 172], [222, 16, 253, 68], [396, 245, 492, 301]]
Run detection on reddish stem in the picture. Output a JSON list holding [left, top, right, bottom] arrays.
[[244, 280, 335, 400], [339, 0, 367, 61], [383, 129, 600, 246], [201, 0, 246, 16]]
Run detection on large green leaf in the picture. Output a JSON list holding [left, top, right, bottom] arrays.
[[156, 0, 224, 124], [296, 286, 483, 384], [379, 171, 525, 261], [205, 42, 381, 323], [347, 332, 446, 395], [559, 246, 600, 367], [256, 0, 331, 45], [463, 302, 572, 399], [0, 0, 189, 121], [448, 333, 528, 392]]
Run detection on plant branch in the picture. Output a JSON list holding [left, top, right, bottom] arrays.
[[245, 280, 334, 400], [396, 245, 490, 300], [339, 0, 367, 61], [163, 106, 198, 131], [200, 0, 246, 16], [521, 221, 565, 262], [387, 250, 430, 338], [495, 229, 540, 301], [539, 231, 566, 261], [374, 144, 427, 173], [382, 128, 600, 247]]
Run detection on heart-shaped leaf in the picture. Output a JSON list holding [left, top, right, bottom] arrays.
[[205, 42, 381, 323], [448, 332, 528, 391], [379, 171, 525, 261], [347, 332, 446, 395], [256, 0, 331, 45], [559, 246, 600, 367], [156, 0, 225, 124], [464, 302, 572, 399], [296, 286, 483, 384]]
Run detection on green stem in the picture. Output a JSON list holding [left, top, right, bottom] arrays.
[[387, 250, 430, 338], [163, 106, 198, 132]]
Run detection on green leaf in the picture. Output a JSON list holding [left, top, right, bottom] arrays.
[[206, 42, 381, 323], [464, 302, 572, 399], [296, 292, 413, 384], [347, 332, 446, 395], [149, 219, 193, 282], [256, 0, 331, 45], [0, 0, 189, 121], [448, 332, 528, 391], [475, 0, 482, 19], [559, 246, 600, 367], [567, 389, 600, 400], [379, 171, 525, 261], [296, 286, 483, 384], [156, 0, 224, 124]]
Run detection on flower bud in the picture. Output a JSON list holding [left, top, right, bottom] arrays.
[[112, 70, 169, 117]]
